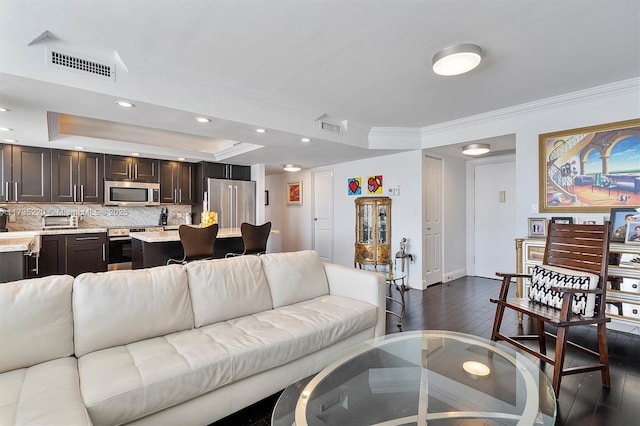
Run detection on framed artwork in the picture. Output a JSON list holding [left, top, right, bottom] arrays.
[[538, 118, 640, 213], [528, 217, 548, 238], [348, 177, 362, 195], [286, 181, 302, 206], [625, 222, 640, 245], [609, 207, 639, 242], [551, 216, 573, 224]]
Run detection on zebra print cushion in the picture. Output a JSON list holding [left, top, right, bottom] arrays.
[[528, 265, 599, 317]]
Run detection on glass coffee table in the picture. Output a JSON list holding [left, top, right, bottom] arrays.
[[272, 330, 556, 425]]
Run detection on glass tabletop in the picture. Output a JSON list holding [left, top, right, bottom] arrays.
[[272, 330, 556, 426]]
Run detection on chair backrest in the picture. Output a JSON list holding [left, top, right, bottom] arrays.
[[241, 222, 272, 255], [542, 221, 610, 315], [179, 224, 218, 261]]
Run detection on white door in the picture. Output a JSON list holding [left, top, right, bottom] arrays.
[[313, 168, 333, 262], [474, 161, 516, 278], [423, 156, 442, 286]]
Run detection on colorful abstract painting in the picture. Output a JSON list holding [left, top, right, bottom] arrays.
[[367, 175, 383, 194], [348, 177, 362, 195]]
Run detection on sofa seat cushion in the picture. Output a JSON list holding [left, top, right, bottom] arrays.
[[79, 295, 376, 425], [0, 357, 90, 426], [200, 294, 378, 381], [78, 330, 235, 426]]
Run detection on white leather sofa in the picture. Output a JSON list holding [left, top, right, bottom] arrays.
[[0, 250, 385, 425]]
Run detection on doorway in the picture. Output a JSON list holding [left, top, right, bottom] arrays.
[[423, 155, 443, 286]]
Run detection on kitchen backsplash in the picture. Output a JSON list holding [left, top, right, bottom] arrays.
[[0, 203, 193, 231]]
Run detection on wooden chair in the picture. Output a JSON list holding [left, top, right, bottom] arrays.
[[225, 222, 271, 257], [167, 224, 218, 264], [490, 222, 611, 397]]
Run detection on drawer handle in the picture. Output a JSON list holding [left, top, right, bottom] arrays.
[[75, 236, 99, 241]]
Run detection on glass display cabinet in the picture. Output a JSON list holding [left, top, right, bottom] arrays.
[[354, 196, 392, 273]]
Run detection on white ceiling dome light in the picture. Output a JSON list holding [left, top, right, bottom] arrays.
[[283, 164, 301, 172], [432, 43, 482, 76], [462, 143, 490, 156]]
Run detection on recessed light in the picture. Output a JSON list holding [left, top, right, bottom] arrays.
[[3, 139, 17, 143], [301, 137, 312, 143], [0, 108, 9, 112], [195, 117, 210, 123], [115, 101, 135, 108], [131, 152, 140, 156], [74, 146, 85, 150], [178, 157, 186, 161], [255, 128, 266, 133], [0, 127, 12, 132]]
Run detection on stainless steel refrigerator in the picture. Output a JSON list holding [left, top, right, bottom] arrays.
[[204, 179, 256, 228]]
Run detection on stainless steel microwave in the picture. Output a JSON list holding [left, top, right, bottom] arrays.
[[104, 180, 160, 206]]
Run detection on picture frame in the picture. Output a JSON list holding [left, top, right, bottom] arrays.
[[538, 118, 640, 213], [286, 181, 302, 206], [528, 217, 548, 238], [610, 207, 640, 242], [625, 221, 640, 245], [264, 190, 269, 206], [551, 216, 573, 224]]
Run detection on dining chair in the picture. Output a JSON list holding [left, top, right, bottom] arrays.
[[167, 224, 218, 264]]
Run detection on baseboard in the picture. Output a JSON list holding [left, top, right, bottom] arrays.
[[442, 268, 466, 283]]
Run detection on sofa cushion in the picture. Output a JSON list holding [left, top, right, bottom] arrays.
[[78, 294, 377, 425], [0, 275, 74, 373], [0, 357, 91, 425], [260, 250, 329, 308], [73, 264, 194, 357], [528, 264, 599, 317], [186, 256, 273, 327]]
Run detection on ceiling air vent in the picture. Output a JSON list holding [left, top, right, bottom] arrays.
[[319, 120, 342, 135], [47, 48, 115, 81]]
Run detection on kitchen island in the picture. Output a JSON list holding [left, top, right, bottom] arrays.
[[130, 227, 247, 268]]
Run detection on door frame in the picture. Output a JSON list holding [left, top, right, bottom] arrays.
[[422, 154, 443, 287]]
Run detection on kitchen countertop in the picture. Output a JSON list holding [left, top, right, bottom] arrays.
[[131, 227, 279, 243], [0, 228, 107, 253]]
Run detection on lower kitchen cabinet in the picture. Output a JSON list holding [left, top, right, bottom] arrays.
[[28, 232, 107, 278]]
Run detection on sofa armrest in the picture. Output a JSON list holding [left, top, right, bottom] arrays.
[[323, 263, 386, 336]]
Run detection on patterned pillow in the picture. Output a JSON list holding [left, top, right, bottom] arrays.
[[528, 265, 600, 317]]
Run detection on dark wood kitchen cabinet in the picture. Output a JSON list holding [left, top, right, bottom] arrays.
[[199, 162, 251, 181], [66, 232, 107, 276], [28, 232, 107, 278], [105, 154, 159, 182], [51, 150, 104, 203], [1, 144, 51, 202], [160, 160, 195, 204]]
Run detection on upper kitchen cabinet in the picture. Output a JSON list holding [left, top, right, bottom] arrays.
[[200, 162, 251, 181], [51, 150, 104, 203], [1, 144, 51, 202], [105, 154, 159, 182], [159, 160, 195, 204]]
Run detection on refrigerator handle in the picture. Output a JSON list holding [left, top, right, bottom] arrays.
[[234, 185, 239, 228]]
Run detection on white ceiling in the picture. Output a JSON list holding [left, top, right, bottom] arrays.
[[0, 1, 638, 173]]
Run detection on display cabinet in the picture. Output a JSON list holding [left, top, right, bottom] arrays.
[[354, 196, 392, 273], [516, 237, 640, 334]]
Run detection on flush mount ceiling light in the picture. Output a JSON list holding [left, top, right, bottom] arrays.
[[462, 361, 491, 379], [115, 100, 135, 108], [432, 43, 482, 76], [301, 137, 312, 143], [283, 164, 301, 172], [0, 107, 9, 112], [462, 143, 490, 156], [255, 128, 267, 133], [3, 139, 17, 143], [195, 117, 210, 123], [0, 127, 12, 132]]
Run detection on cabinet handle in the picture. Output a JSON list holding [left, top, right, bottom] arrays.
[[4, 182, 8, 201], [35, 254, 39, 276], [73, 184, 77, 203], [127, 163, 132, 179], [14, 182, 18, 202], [75, 236, 99, 241], [174, 188, 177, 204], [134, 163, 138, 179], [179, 188, 182, 204], [102, 243, 106, 262]]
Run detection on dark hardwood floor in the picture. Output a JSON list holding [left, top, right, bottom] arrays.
[[213, 276, 640, 426]]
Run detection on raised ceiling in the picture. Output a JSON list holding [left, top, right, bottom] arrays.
[[0, 1, 638, 173]]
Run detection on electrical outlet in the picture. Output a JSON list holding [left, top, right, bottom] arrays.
[[531, 204, 539, 214], [8, 213, 16, 223]]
